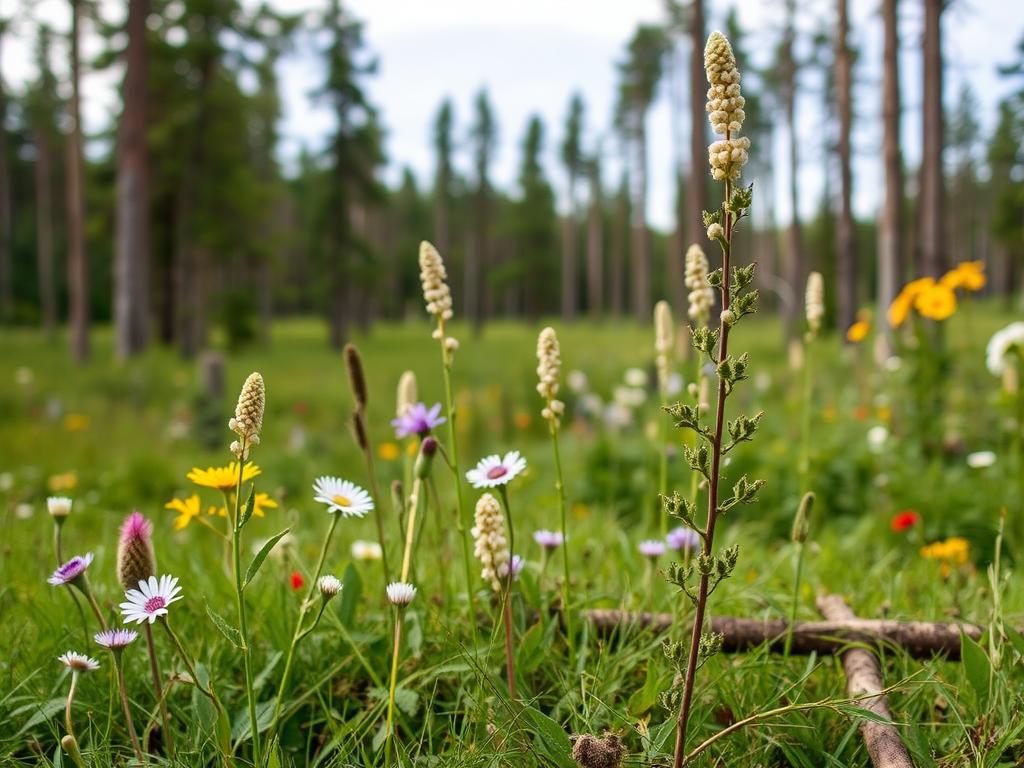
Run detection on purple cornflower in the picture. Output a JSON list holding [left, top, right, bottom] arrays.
[[48, 553, 94, 586], [666, 527, 700, 552], [533, 530, 565, 550], [94, 629, 139, 650], [504, 555, 525, 581], [638, 540, 666, 560], [391, 402, 446, 439]]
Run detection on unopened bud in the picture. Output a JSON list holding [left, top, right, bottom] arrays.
[[415, 437, 438, 479], [791, 492, 814, 543]]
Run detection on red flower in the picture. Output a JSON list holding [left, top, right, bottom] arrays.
[[890, 510, 920, 533], [289, 571, 305, 591]]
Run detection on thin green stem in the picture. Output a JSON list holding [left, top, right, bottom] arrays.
[[384, 610, 404, 767], [143, 623, 173, 758], [784, 542, 805, 657], [75, 576, 109, 632], [230, 449, 260, 765], [65, 671, 78, 741], [401, 477, 423, 582], [113, 654, 144, 761], [357, 411, 393, 583], [799, 339, 813, 488], [659, 394, 669, 538], [501, 586, 517, 700]]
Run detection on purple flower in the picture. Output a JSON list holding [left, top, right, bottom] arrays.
[[533, 530, 565, 550], [502, 554, 525, 581], [638, 540, 665, 559], [666, 527, 700, 552], [48, 553, 94, 586], [391, 402, 446, 439], [94, 629, 139, 650]]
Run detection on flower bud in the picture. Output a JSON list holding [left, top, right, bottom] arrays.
[[414, 437, 438, 480], [791, 492, 814, 543], [117, 511, 156, 590]]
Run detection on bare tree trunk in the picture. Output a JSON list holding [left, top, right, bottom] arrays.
[[878, 0, 903, 351], [781, 0, 804, 343], [115, 0, 151, 359], [35, 130, 57, 337], [687, 0, 708, 250], [666, 41, 686, 316], [560, 179, 578, 321], [434, 169, 449, 258], [586, 163, 604, 316], [611, 174, 628, 317], [631, 129, 650, 322], [66, 0, 90, 362], [920, 0, 945, 277], [835, 0, 856, 336], [468, 185, 488, 334], [0, 25, 11, 322]]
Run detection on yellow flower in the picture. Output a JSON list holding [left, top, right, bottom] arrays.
[[572, 502, 589, 520], [207, 492, 278, 519], [846, 319, 870, 343], [920, 536, 971, 568], [941, 261, 986, 292], [63, 413, 90, 432], [166, 495, 202, 531], [187, 462, 261, 491], [406, 441, 419, 457], [377, 442, 400, 461], [914, 282, 957, 321], [887, 279, 934, 327], [48, 471, 79, 492]]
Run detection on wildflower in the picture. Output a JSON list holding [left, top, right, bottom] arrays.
[[466, 451, 527, 489], [94, 629, 138, 650], [419, 241, 453, 323], [514, 411, 532, 429], [58, 652, 100, 672], [805, 272, 824, 334], [914, 282, 957, 321], [941, 261, 986, 291], [571, 732, 625, 768], [187, 462, 261, 492], [890, 510, 920, 533], [847, 318, 870, 343], [685, 244, 715, 323], [533, 529, 565, 550], [48, 471, 78, 492], [920, 537, 971, 575], [117, 512, 156, 590], [63, 413, 89, 432], [318, 575, 343, 599], [471, 493, 511, 592], [624, 368, 648, 388], [312, 477, 374, 517], [15, 503, 32, 519], [706, 222, 724, 240], [49, 553, 94, 587], [229, 372, 265, 460], [986, 322, 1024, 376], [705, 32, 749, 180], [638, 540, 666, 560], [289, 571, 304, 591], [391, 402, 446, 439], [120, 575, 183, 624], [165, 495, 202, 530], [15, 366, 33, 386], [351, 539, 383, 561], [506, 554, 524, 581], [567, 370, 589, 393], [536, 327, 566, 423], [666, 527, 700, 552], [791, 492, 814, 543], [378, 442, 400, 461], [966, 451, 996, 469], [396, 370, 417, 417], [47, 496, 72, 519], [386, 581, 417, 607], [867, 426, 889, 453]]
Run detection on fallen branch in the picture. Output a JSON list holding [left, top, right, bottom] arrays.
[[817, 594, 915, 768], [582, 609, 979, 660]]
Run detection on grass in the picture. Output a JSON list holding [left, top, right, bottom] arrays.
[[0, 307, 1022, 766]]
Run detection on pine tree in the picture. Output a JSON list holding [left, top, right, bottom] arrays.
[[878, 0, 903, 348], [835, 0, 856, 335], [432, 98, 455, 257], [920, 0, 946, 277], [468, 88, 496, 332], [515, 115, 557, 318], [560, 92, 584, 320], [66, 0, 90, 362]]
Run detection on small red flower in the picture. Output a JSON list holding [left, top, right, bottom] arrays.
[[891, 510, 920, 533], [289, 571, 305, 591]]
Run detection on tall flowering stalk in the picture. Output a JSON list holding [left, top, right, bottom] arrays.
[[536, 326, 574, 646], [801, 272, 824, 487], [472, 492, 517, 699], [684, 245, 714, 519], [661, 32, 764, 767], [418, 241, 477, 624]]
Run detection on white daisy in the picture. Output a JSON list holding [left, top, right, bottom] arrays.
[[386, 581, 417, 607], [967, 451, 997, 469], [465, 451, 527, 489], [312, 477, 374, 517], [351, 539, 383, 561], [94, 629, 139, 650], [120, 575, 183, 625], [47, 496, 73, 518], [318, 575, 343, 599], [59, 651, 100, 672]]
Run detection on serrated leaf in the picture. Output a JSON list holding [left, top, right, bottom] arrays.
[[243, 528, 291, 589], [206, 602, 243, 648]]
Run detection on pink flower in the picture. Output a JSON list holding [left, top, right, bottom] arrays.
[[391, 402, 446, 439], [48, 553, 94, 586], [119, 511, 153, 546]]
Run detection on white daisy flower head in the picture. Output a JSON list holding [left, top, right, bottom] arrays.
[[318, 575, 343, 599], [386, 581, 417, 607], [94, 629, 139, 650], [466, 451, 527, 489], [351, 539, 383, 561], [47, 496, 73, 518], [867, 426, 889, 453], [120, 575, 183, 624], [624, 367, 648, 388], [59, 651, 100, 672], [986, 322, 1024, 376], [312, 477, 374, 518], [966, 451, 997, 469]]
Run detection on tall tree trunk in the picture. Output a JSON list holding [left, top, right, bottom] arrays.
[[687, 0, 708, 249], [878, 0, 903, 350], [434, 168, 449, 257], [835, 0, 856, 336], [560, 178, 578, 321], [468, 184, 487, 333], [631, 127, 650, 322], [35, 130, 57, 337], [611, 173, 628, 316], [781, 0, 804, 343], [115, 0, 151, 359], [0, 25, 11, 322], [666, 41, 686, 317], [66, 0, 89, 362], [586, 174, 604, 317], [920, 0, 945, 277]]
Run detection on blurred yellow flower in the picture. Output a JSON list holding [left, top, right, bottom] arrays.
[[920, 536, 970, 576], [406, 441, 418, 457], [941, 261, 986, 292], [63, 413, 90, 432], [572, 502, 589, 520], [206, 492, 278, 519], [887, 294, 913, 328], [187, 462, 261, 491], [48, 471, 78, 492], [166, 495, 202, 530], [377, 442, 400, 461], [914, 282, 957, 321], [846, 319, 870, 343]]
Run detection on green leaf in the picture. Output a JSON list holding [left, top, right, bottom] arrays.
[[206, 602, 243, 648], [961, 632, 991, 705], [338, 563, 362, 627], [1005, 625, 1024, 660], [237, 485, 257, 530], [14, 697, 64, 736], [522, 705, 575, 768], [394, 687, 419, 716], [243, 528, 291, 589]]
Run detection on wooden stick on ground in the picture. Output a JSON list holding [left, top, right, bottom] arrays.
[[582, 609, 979, 660], [817, 594, 915, 768]]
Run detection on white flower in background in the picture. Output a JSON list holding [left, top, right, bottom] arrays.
[[58, 651, 100, 672], [15, 503, 33, 520], [666, 372, 684, 397], [966, 451, 997, 469], [754, 372, 772, 392], [386, 581, 417, 607], [312, 477, 374, 518], [604, 403, 634, 430], [15, 367, 34, 386], [47, 496, 73, 518], [685, 244, 715, 323], [0, 472, 13, 491], [986, 322, 1024, 376], [317, 575, 343, 599], [466, 451, 527, 489], [471, 493, 511, 592], [805, 272, 825, 334], [884, 356, 903, 373], [120, 575, 183, 625], [867, 426, 889, 453], [579, 393, 603, 415], [613, 386, 646, 409], [624, 368, 648, 388], [567, 370, 589, 394], [351, 540, 383, 561]]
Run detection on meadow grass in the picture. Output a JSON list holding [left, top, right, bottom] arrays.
[[0, 308, 1022, 766]]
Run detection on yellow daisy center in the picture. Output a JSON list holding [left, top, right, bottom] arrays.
[[332, 495, 352, 507]]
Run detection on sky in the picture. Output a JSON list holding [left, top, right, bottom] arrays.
[[2, 0, 1022, 230]]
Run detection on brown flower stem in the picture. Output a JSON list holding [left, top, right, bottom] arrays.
[[672, 174, 734, 768], [75, 576, 109, 632], [114, 655, 144, 761], [143, 623, 173, 757], [502, 587, 518, 700]]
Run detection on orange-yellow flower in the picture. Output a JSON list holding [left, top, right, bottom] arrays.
[[941, 261, 986, 292], [847, 319, 870, 343], [377, 442, 400, 461], [914, 282, 957, 321], [187, 462, 261, 491], [920, 536, 970, 576], [48, 471, 79, 492], [63, 413, 90, 432], [166, 495, 202, 531], [514, 411, 532, 430], [887, 294, 913, 328]]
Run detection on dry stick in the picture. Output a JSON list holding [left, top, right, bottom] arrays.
[[817, 594, 916, 768]]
